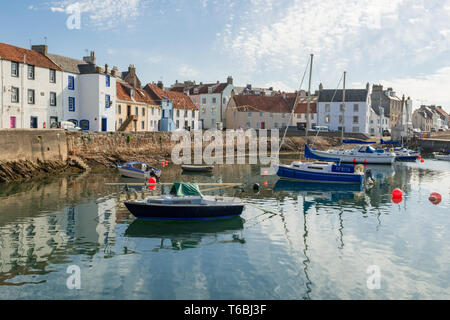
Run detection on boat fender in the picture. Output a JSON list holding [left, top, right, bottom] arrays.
[[253, 183, 260, 193], [355, 164, 364, 173]]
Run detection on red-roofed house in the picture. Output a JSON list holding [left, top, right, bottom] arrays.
[[0, 42, 63, 129], [144, 82, 199, 131], [225, 92, 318, 130]]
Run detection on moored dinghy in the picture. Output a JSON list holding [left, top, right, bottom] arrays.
[[124, 183, 245, 220], [117, 161, 161, 180]]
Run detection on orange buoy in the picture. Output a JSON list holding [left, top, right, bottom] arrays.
[[429, 192, 442, 205], [264, 181, 268, 186]]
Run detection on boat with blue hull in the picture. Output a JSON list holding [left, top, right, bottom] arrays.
[[276, 161, 365, 184], [390, 148, 419, 162]]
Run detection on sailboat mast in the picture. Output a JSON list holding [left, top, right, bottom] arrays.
[[306, 54, 313, 137], [341, 71, 346, 143]]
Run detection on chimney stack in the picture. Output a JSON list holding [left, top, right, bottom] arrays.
[[227, 76, 233, 85], [83, 51, 97, 65], [157, 81, 164, 89], [31, 45, 48, 56], [105, 64, 109, 74]]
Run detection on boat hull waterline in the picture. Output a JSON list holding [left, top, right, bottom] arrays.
[[276, 163, 364, 184], [306, 145, 395, 164]]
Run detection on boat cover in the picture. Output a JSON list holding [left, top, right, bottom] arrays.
[[170, 183, 203, 197], [380, 139, 400, 146], [343, 139, 375, 144], [304, 145, 340, 162]]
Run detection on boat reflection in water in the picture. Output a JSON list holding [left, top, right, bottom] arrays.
[[124, 217, 245, 251], [273, 180, 366, 210]]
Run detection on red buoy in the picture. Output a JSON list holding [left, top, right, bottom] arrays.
[[421, 159, 425, 163], [353, 158, 357, 163], [165, 161, 168, 165], [392, 197, 403, 204], [429, 192, 442, 205], [392, 188, 403, 199], [162, 162, 165, 167], [148, 177, 157, 191]]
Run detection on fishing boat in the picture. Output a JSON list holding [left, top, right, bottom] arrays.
[[117, 161, 161, 180], [181, 165, 214, 173], [305, 144, 396, 164], [124, 183, 244, 220]]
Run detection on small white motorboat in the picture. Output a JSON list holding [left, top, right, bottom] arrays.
[[434, 153, 450, 161], [117, 162, 161, 180]]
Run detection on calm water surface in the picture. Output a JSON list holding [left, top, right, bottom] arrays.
[[0, 157, 449, 299]]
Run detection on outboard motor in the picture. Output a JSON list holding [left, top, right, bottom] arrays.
[[365, 169, 375, 184]]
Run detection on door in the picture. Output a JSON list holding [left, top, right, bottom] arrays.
[[30, 116, 38, 129], [10, 117, 16, 128], [127, 105, 131, 116], [101, 118, 107, 132], [50, 117, 58, 128], [261, 122, 265, 129]]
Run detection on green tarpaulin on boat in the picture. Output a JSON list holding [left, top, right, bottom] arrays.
[[170, 183, 203, 197]]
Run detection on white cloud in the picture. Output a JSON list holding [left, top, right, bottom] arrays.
[[48, 0, 145, 29], [178, 65, 199, 78], [381, 67, 450, 112], [264, 81, 294, 93]]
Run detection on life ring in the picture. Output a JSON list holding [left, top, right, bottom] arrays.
[[355, 164, 364, 173], [389, 148, 394, 153]]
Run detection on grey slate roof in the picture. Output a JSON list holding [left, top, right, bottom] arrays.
[[46, 53, 88, 74], [318, 89, 369, 103]]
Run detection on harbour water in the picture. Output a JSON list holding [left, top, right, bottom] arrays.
[[0, 157, 449, 299]]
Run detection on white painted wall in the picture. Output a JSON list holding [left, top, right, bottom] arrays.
[[199, 84, 234, 129], [317, 100, 371, 133], [0, 59, 63, 129], [174, 108, 199, 130]]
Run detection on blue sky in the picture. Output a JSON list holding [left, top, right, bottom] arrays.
[[1, 0, 450, 111]]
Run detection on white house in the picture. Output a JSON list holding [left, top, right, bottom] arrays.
[[32, 46, 117, 132], [317, 84, 371, 134], [170, 77, 235, 129], [0, 42, 63, 129], [369, 106, 389, 136]]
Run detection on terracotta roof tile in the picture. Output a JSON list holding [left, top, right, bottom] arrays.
[[144, 84, 198, 110], [231, 95, 317, 114], [117, 81, 158, 105], [0, 42, 61, 70]]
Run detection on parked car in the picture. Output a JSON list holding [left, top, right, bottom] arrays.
[[59, 121, 81, 131], [312, 126, 330, 132], [431, 128, 436, 132]]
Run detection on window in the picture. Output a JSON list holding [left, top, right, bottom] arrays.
[[354, 104, 359, 112], [105, 95, 111, 108], [28, 65, 35, 80], [353, 116, 359, 124], [135, 107, 138, 115], [352, 127, 359, 133], [185, 121, 188, 128], [69, 97, 75, 112], [141, 121, 145, 130], [340, 104, 345, 112], [270, 113, 273, 118], [339, 115, 343, 124], [185, 110, 188, 117], [223, 98, 226, 104], [325, 115, 330, 123], [119, 118, 123, 126], [151, 107, 154, 115], [248, 112, 252, 117], [274, 123, 279, 128], [177, 109, 180, 117], [50, 69, 56, 83], [11, 87, 19, 103], [260, 112, 263, 117], [257, 122, 260, 129], [246, 122, 251, 129], [176, 120, 180, 128], [282, 114, 286, 118], [142, 108, 145, 116], [202, 98, 206, 104], [28, 89, 35, 104], [325, 104, 331, 112], [80, 120, 90, 131], [68, 76, 75, 90], [192, 121, 195, 129], [212, 98, 217, 104], [118, 104, 122, 114], [192, 110, 195, 117], [11, 62, 19, 77], [106, 75, 110, 87], [50, 92, 57, 106]]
